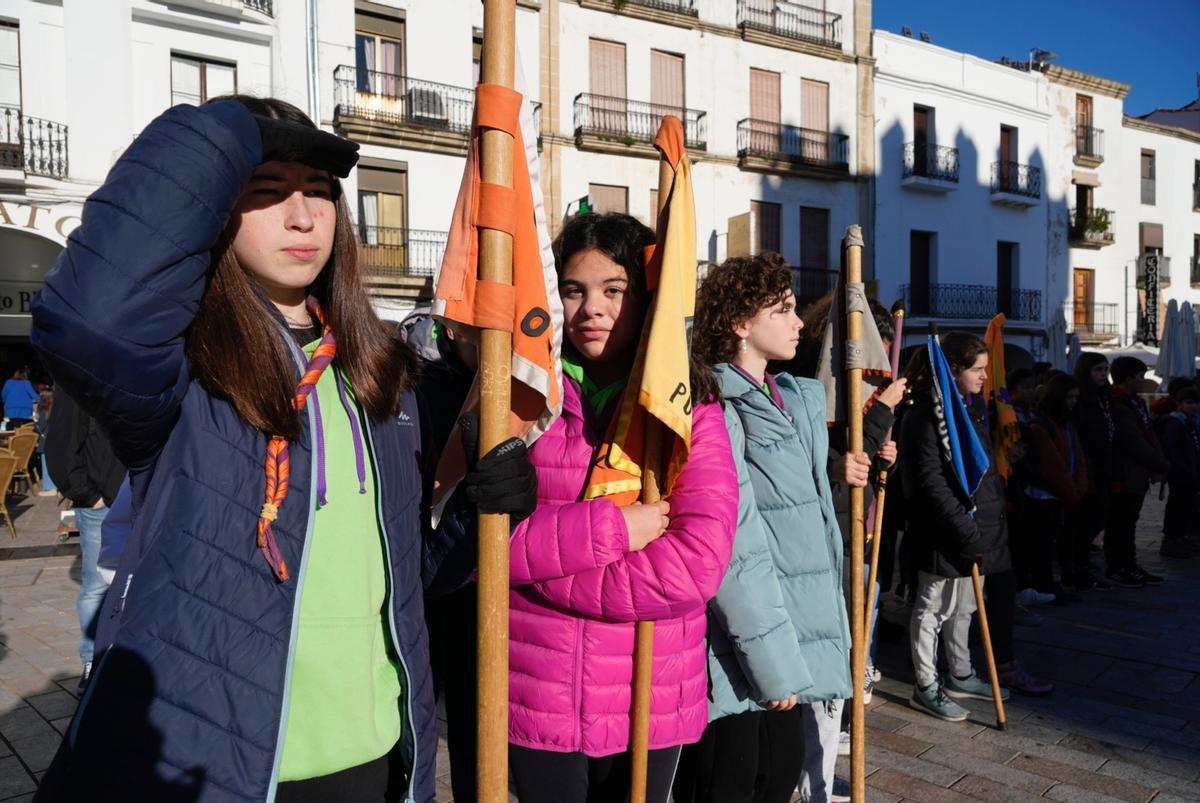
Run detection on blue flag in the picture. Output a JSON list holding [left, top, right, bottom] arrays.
[[928, 335, 990, 503]]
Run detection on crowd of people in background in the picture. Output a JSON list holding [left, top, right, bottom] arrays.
[[17, 94, 1198, 803]]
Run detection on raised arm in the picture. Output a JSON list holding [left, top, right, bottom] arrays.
[[31, 101, 260, 471]]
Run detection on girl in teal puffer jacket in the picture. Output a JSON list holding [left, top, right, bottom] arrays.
[[673, 253, 865, 803]]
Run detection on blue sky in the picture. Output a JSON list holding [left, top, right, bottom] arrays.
[[873, 0, 1200, 116]]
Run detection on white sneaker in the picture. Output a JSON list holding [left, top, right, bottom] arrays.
[[869, 664, 882, 683], [837, 730, 850, 756], [1016, 587, 1056, 606]]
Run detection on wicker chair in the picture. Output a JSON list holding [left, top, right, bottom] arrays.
[[7, 430, 40, 495], [0, 452, 18, 538]]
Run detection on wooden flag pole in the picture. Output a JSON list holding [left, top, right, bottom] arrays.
[[477, 1, 516, 799], [971, 563, 1008, 730], [628, 156, 676, 803], [845, 227, 868, 803]]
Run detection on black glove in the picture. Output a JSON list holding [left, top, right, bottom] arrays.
[[459, 414, 538, 524], [252, 114, 360, 178]]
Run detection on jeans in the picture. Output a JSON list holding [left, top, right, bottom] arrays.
[[39, 453, 55, 492], [909, 572, 976, 689], [75, 505, 112, 665], [797, 699, 844, 803]]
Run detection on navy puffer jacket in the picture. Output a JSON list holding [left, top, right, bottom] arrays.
[[30, 102, 459, 803]]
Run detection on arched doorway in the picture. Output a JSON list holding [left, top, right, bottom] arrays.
[[0, 226, 64, 385]]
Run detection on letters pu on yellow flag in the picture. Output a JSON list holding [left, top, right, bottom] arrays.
[[583, 116, 696, 505], [984, 314, 1019, 481], [430, 71, 562, 513]]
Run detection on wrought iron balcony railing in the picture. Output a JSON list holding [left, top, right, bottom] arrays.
[[1069, 207, 1115, 244], [737, 119, 848, 168], [1075, 124, 1103, 161], [335, 66, 542, 141], [991, 161, 1041, 199], [358, 226, 447, 279], [0, 105, 68, 179], [622, 0, 697, 15], [243, 0, 272, 15], [900, 283, 1041, 322], [736, 0, 842, 48], [792, 268, 837, 305], [1065, 301, 1120, 336], [573, 93, 707, 150], [903, 142, 959, 182]]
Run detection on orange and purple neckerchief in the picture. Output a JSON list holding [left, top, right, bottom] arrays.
[[256, 297, 336, 582]]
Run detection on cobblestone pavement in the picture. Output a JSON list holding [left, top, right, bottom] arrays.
[[2, 493, 1198, 802]]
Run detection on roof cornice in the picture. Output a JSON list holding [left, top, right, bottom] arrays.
[[1043, 65, 1129, 99], [1122, 115, 1200, 145]]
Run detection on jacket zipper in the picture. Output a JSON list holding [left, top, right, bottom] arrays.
[[265, 341, 323, 803], [360, 405, 419, 803], [573, 617, 585, 751]]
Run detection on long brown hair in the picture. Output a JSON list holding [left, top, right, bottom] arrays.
[[186, 95, 416, 439]]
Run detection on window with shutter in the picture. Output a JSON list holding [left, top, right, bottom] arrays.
[[751, 200, 781, 254], [589, 39, 627, 136], [749, 69, 780, 154]]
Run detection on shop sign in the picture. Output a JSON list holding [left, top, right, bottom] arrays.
[[0, 200, 82, 245]]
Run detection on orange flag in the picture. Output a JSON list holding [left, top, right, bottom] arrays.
[[431, 75, 562, 514], [583, 117, 697, 505], [983, 314, 1018, 481]]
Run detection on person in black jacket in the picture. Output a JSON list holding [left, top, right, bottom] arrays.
[[900, 332, 1012, 722], [1156, 386, 1200, 558], [43, 388, 125, 683], [1105, 357, 1169, 586], [1071, 353, 1116, 590]]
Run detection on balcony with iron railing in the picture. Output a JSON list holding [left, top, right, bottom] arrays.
[[900, 283, 1041, 322], [736, 0, 842, 51], [580, 0, 698, 24], [901, 142, 959, 190], [572, 93, 707, 157], [792, 267, 837, 305], [358, 226, 446, 300], [737, 119, 849, 178], [1065, 301, 1120, 342], [0, 105, 68, 180], [333, 66, 542, 156], [1074, 124, 1103, 166], [1068, 207, 1115, 248], [990, 161, 1041, 206], [243, 0, 272, 14]]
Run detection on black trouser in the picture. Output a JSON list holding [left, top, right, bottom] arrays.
[[425, 582, 478, 803], [983, 569, 1016, 665], [1163, 481, 1196, 542], [1104, 491, 1145, 573], [510, 744, 682, 803], [673, 708, 805, 803], [1022, 497, 1063, 592], [275, 746, 405, 802]]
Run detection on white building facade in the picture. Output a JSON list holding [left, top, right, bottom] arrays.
[[872, 31, 1054, 357]]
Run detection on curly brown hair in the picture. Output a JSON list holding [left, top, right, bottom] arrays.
[[693, 252, 794, 365]]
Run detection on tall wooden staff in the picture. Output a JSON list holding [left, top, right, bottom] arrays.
[[845, 226, 868, 802], [929, 324, 1007, 732], [628, 154, 676, 803], [476, 1, 516, 798], [864, 308, 904, 637]]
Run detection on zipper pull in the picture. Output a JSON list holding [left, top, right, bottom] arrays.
[[115, 573, 134, 615]]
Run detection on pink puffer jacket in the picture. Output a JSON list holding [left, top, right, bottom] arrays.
[[508, 379, 738, 756]]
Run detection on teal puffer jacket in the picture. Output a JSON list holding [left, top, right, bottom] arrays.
[[706, 364, 853, 718]]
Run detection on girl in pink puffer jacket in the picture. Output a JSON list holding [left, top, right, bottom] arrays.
[[507, 213, 738, 803]]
